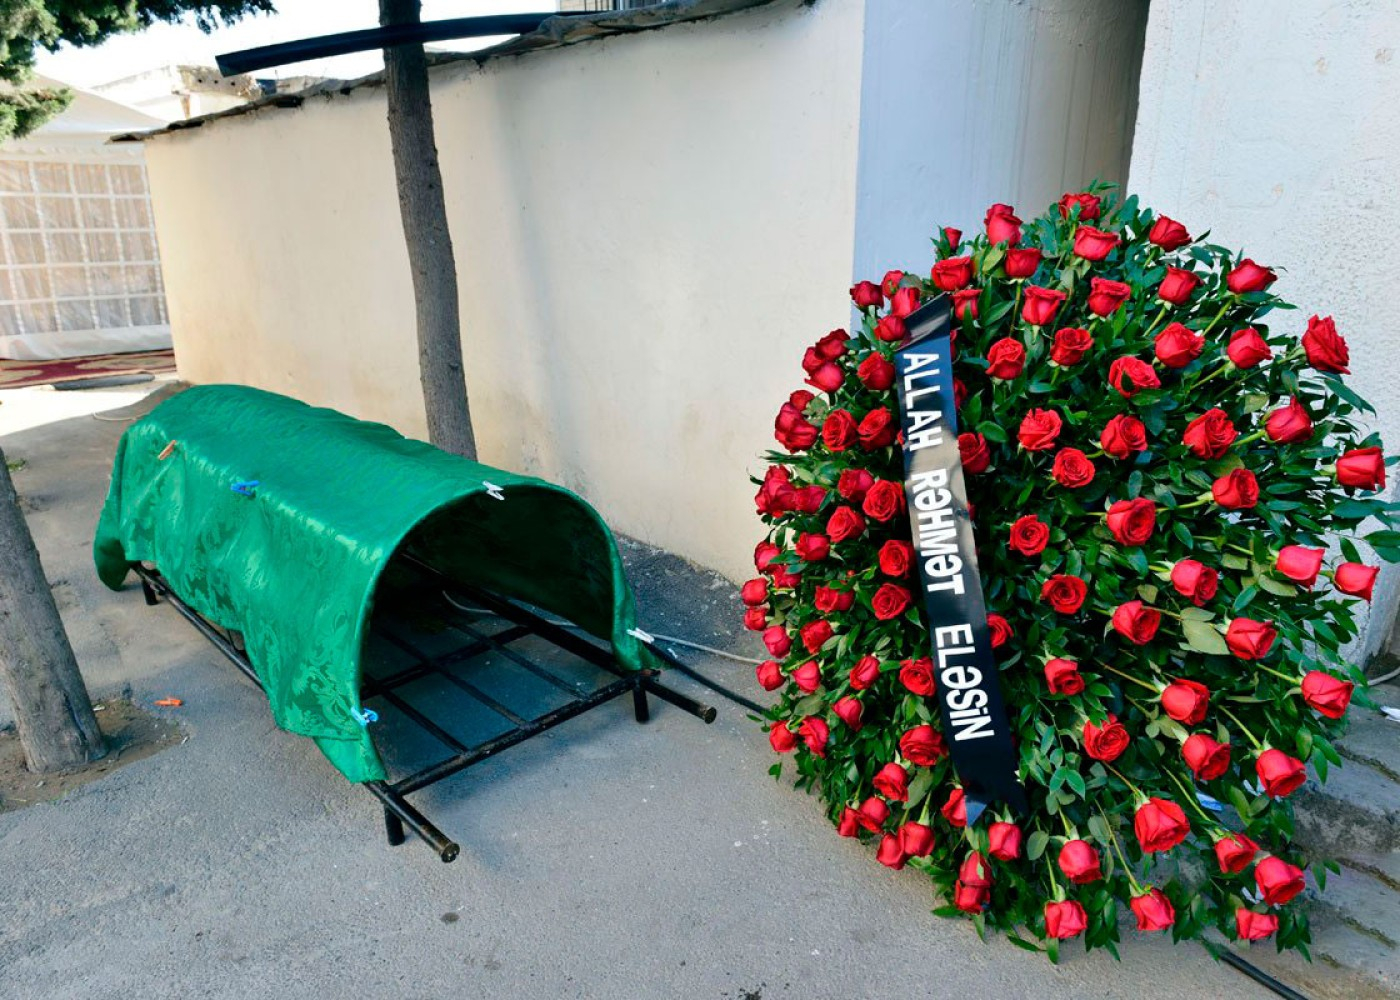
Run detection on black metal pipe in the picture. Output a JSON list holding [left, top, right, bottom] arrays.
[[365, 780, 459, 862], [134, 566, 264, 690]]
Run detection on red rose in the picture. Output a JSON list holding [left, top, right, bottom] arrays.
[[756, 661, 787, 696], [1225, 617, 1276, 659], [943, 227, 962, 250], [1052, 448, 1096, 488], [856, 795, 889, 831], [1083, 714, 1129, 761], [900, 821, 935, 858], [988, 822, 1023, 861], [1255, 747, 1306, 797], [1236, 909, 1279, 942], [774, 400, 818, 451], [1009, 514, 1050, 556], [1215, 833, 1259, 874], [1227, 327, 1272, 368], [1154, 322, 1204, 368], [857, 352, 895, 390], [805, 361, 843, 394], [1275, 545, 1325, 586], [874, 314, 906, 342], [1058, 191, 1101, 220], [862, 480, 905, 522], [953, 377, 966, 409], [1212, 468, 1259, 510], [850, 280, 883, 309], [1112, 600, 1161, 645], [754, 541, 780, 574], [1004, 246, 1042, 278], [1131, 889, 1176, 933], [754, 465, 796, 516], [1337, 447, 1386, 490], [1301, 670, 1354, 718], [822, 409, 859, 451], [1265, 397, 1313, 443], [984, 203, 1022, 245], [836, 808, 860, 837], [1017, 408, 1063, 451], [813, 585, 855, 614], [1334, 562, 1379, 601], [740, 578, 768, 606], [1100, 414, 1147, 458], [931, 256, 974, 292], [951, 288, 980, 320], [986, 337, 1027, 379], [959, 432, 991, 474], [1134, 797, 1189, 852], [1182, 733, 1231, 780], [1072, 225, 1121, 261], [798, 716, 829, 757], [881, 270, 905, 297], [813, 329, 848, 360], [1157, 267, 1201, 305], [762, 625, 791, 658], [1302, 314, 1350, 373], [1226, 258, 1277, 294], [942, 788, 967, 828], [959, 850, 991, 892], [878, 539, 913, 577], [792, 485, 825, 513], [1108, 356, 1161, 397], [1050, 327, 1093, 366], [1161, 678, 1210, 725], [987, 613, 1012, 648], [873, 762, 909, 802], [769, 721, 797, 753], [899, 657, 934, 695], [1106, 498, 1156, 546], [826, 506, 866, 544], [1087, 277, 1132, 316], [1044, 900, 1088, 940], [800, 620, 833, 654], [1255, 856, 1305, 906], [1149, 215, 1191, 251], [889, 285, 922, 319], [791, 660, 820, 693], [837, 468, 874, 503], [849, 655, 881, 690], [1183, 408, 1237, 458], [743, 606, 768, 631], [953, 882, 988, 914], [1021, 285, 1066, 326], [1058, 839, 1102, 883], [771, 563, 800, 590], [1041, 574, 1088, 614], [1045, 658, 1084, 695], [1170, 559, 1218, 606], [858, 408, 897, 450], [899, 724, 946, 766], [871, 583, 912, 621], [794, 532, 830, 562]]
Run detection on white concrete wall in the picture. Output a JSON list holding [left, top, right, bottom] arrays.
[[1129, 0, 1400, 657]]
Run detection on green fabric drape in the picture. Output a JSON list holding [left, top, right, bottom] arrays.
[[94, 385, 655, 782]]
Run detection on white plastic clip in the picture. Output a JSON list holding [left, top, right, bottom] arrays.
[[483, 481, 506, 501], [628, 627, 655, 643]]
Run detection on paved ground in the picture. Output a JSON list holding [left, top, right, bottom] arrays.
[[0, 382, 1276, 999]]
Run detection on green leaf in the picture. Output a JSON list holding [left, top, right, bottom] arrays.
[[1026, 830, 1050, 861], [906, 767, 936, 807], [1181, 618, 1229, 655], [1087, 813, 1110, 845], [1257, 574, 1296, 598]]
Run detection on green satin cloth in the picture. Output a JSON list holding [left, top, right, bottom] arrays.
[[94, 384, 655, 782]]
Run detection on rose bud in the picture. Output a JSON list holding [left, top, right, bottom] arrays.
[[1255, 856, 1306, 906], [754, 541, 780, 574], [1270, 544, 1325, 588], [876, 832, 908, 870], [1225, 618, 1277, 660], [959, 432, 991, 474], [805, 361, 843, 394], [754, 660, 784, 692], [1214, 833, 1259, 873], [1021, 285, 1067, 326], [798, 716, 829, 757], [800, 620, 834, 655], [1052, 447, 1097, 489], [774, 401, 818, 451], [849, 655, 881, 690], [874, 314, 906, 343], [863, 480, 905, 523], [850, 280, 883, 309], [987, 613, 1013, 648], [871, 583, 912, 621], [890, 286, 922, 319], [1236, 909, 1279, 942], [1041, 574, 1088, 614], [857, 352, 895, 390], [1161, 678, 1210, 725], [988, 821, 1024, 861], [1335, 562, 1380, 601], [1087, 277, 1132, 316], [793, 532, 830, 563], [814, 585, 855, 615], [858, 407, 898, 450], [1135, 797, 1189, 853], [1108, 356, 1161, 397], [770, 565, 801, 589], [1212, 468, 1259, 510], [743, 606, 769, 631], [791, 661, 821, 694], [1072, 225, 1121, 261], [1017, 408, 1063, 451], [873, 762, 910, 802], [856, 795, 889, 832], [1059, 191, 1101, 220], [881, 270, 905, 297], [1083, 714, 1130, 761], [878, 539, 914, 577], [1337, 447, 1386, 490], [1101, 414, 1148, 458], [943, 226, 962, 250], [825, 506, 866, 544], [1009, 515, 1051, 556], [953, 882, 989, 914], [1157, 267, 1201, 306], [899, 656, 935, 695], [795, 484, 826, 514], [931, 255, 974, 291], [1051, 327, 1093, 366], [1045, 900, 1088, 940], [1301, 671, 1354, 719], [951, 288, 981, 320], [741, 578, 769, 607], [822, 409, 858, 452], [1255, 747, 1307, 798], [1171, 559, 1219, 606], [1265, 397, 1313, 444], [1045, 658, 1085, 696], [986, 337, 1027, 379], [899, 724, 947, 766], [1226, 258, 1277, 295], [1107, 498, 1157, 546], [1303, 314, 1350, 373], [1183, 408, 1238, 458], [836, 807, 861, 838], [900, 821, 935, 858], [1227, 327, 1273, 368], [1058, 840, 1102, 883], [1154, 322, 1205, 369], [1149, 215, 1191, 251], [832, 696, 864, 732], [1112, 600, 1161, 646], [984, 203, 1022, 245], [762, 626, 792, 658], [959, 850, 991, 889], [1131, 888, 1176, 932], [942, 788, 968, 828], [838, 468, 874, 503], [1183, 733, 1232, 780], [769, 722, 798, 753], [1004, 246, 1042, 278]]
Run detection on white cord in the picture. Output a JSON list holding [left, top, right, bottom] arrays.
[[1368, 663, 1400, 686]]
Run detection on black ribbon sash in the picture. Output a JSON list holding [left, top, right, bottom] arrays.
[[892, 297, 1026, 824]]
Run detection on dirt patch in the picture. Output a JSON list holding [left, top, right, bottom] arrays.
[[0, 697, 184, 813]]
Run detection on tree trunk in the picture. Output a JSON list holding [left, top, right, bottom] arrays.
[[379, 0, 477, 459], [0, 445, 105, 772]]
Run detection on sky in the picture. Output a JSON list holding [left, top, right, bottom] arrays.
[[36, 0, 556, 89]]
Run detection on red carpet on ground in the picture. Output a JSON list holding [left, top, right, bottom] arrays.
[[0, 350, 176, 390]]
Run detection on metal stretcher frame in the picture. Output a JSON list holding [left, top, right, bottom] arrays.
[[131, 559, 716, 863]]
